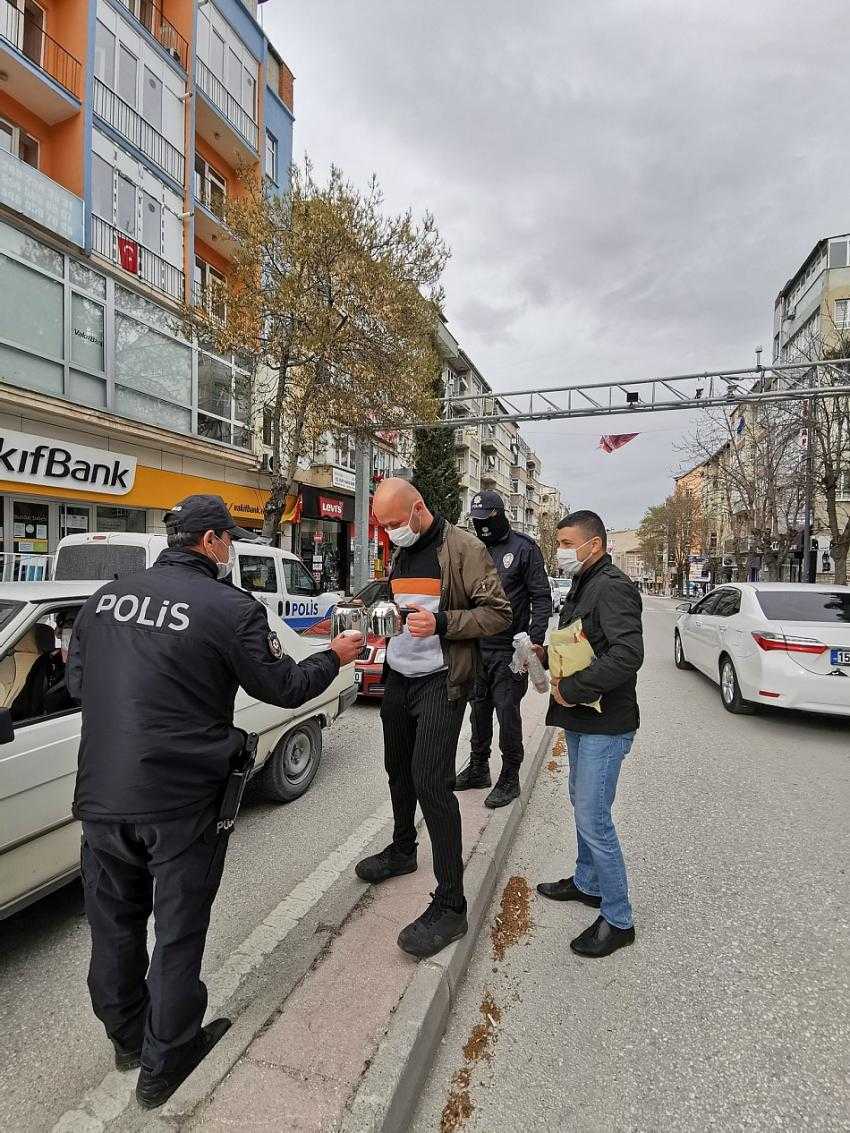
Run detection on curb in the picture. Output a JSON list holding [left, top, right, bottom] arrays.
[[339, 718, 556, 1133]]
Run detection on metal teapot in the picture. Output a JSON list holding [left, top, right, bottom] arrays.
[[331, 600, 368, 639], [369, 600, 404, 638]]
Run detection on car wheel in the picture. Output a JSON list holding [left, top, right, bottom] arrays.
[[719, 655, 755, 715], [674, 631, 693, 670], [260, 720, 323, 803]]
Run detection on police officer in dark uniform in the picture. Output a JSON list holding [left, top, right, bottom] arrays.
[[67, 495, 363, 1110], [455, 489, 552, 807]]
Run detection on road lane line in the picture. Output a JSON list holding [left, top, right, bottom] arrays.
[[51, 800, 394, 1133]]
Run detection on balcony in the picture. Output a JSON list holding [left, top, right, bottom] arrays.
[[195, 57, 259, 166], [93, 78, 184, 184], [0, 0, 82, 120], [481, 427, 497, 452], [115, 0, 188, 71], [92, 215, 184, 303], [193, 181, 237, 259], [192, 281, 227, 323], [0, 144, 83, 245]]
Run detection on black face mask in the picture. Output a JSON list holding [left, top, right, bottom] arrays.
[[473, 513, 511, 545]]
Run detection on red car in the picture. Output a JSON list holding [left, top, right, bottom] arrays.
[[300, 580, 391, 699]]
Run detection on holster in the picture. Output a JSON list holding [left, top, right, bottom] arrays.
[[216, 731, 259, 834]]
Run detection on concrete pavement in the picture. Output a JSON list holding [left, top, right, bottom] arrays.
[[412, 597, 850, 1132]]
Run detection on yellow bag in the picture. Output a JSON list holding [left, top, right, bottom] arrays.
[[548, 619, 602, 713]]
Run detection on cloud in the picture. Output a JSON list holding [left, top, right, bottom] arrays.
[[265, 0, 850, 527]]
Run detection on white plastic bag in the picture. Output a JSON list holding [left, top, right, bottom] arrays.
[[509, 631, 549, 694]]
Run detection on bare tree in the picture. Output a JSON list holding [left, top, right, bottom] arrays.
[[190, 162, 449, 539], [638, 491, 705, 594]]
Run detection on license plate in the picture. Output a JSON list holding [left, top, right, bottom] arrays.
[[830, 648, 850, 666], [354, 670, 362, 685]]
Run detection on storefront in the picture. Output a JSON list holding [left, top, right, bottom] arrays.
[[294, 485, 354, 593], [0, 423, 275, 576]]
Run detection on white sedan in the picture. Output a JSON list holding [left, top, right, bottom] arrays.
[[0, 581, 357, 920], [674, 582, 850, 716]]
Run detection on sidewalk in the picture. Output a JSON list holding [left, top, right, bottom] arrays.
[[161, 691, 552, 1132]]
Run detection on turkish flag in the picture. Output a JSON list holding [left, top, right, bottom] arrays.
[[117, 235, 138, 274], [599, 433, 639, 453]]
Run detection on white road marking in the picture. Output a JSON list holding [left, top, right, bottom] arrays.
[[51, 801, 393, 1133]]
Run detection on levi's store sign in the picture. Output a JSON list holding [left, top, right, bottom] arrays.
[[0, 429, 137, 495], [318, 495, 345, 520]]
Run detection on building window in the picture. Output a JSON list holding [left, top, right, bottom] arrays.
[[828, 239, 849, 269], [96, 506, 146, 533], [834, 299, 850, 330], [197, 350, 251, 448], [194, 257, 226, 319], [194, 155, 226, 217], [838, 468, 850, 501], [94, 20, 115, 83], [335, 436, 356, 469], [0, 115, 39, 168], [116, 174, 136, 236], [265, 131, 278, 184], [118, 44, 138, 107], [143, 67, 163, 132]]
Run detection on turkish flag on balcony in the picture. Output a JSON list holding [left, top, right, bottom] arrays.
[[599, 433, 639, 453], [117, 235, 139, 275]]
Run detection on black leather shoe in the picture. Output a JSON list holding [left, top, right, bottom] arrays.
[[454, 763, 491, 790], [113, 1042, 142, 1071], [536, 876, 602, 907], [484, 776, 520, 808], [355, 844, 417, 884], [570, 916, 635, 958], [135, 1018, 231, 1109], [397, 895, 468, 958]]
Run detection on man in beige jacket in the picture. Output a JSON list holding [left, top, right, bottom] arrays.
[[356, 479, 511, 958]]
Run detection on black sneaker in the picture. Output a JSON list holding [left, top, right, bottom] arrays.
[[536, 876, 602, 907], [454, 762, 491, 791], [135, 1018, 231, 1110], [570, 916, 635, 958], [112, 1041, 142, 1072], [484, 776, 520, 808], [355, 844, 417, 884], [397, 894, 468, 958]]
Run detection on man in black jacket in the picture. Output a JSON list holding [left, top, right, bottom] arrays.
[[456, 490, 552, 807], [68, 495, 363, 1109], [534, 510, 643, 959]]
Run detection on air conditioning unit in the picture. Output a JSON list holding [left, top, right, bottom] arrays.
[[261, 453, 274, 473]]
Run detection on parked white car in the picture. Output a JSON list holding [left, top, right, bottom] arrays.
[[548, 577, 562, 613], [54, 533, 341, 632], [674, 582, 850, 716], [0, 581, 357, 920]]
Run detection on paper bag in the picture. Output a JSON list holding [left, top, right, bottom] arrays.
[[548, 619, 601, 713]]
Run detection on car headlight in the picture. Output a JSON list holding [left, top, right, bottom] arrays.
[[374, 648, 386, 665]]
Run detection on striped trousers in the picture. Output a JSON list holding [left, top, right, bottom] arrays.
[[380, 669, 467, 908]]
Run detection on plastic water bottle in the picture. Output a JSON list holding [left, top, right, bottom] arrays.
[[510, 632, 549, 694]]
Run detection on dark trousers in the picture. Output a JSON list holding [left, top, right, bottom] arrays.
[[470, 651, 528, 775], [81, 813, 228, 1077], [380, 669, 467, 907]]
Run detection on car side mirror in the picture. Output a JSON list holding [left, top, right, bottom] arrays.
[[676, 602, 692, 612], [0, 707, 15, 744]]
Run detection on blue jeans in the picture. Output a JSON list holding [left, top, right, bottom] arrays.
[[565, 731, 635, 929]]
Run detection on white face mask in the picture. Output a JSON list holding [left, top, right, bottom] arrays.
[[213, 535, 236, 579], [557, 537, 593, 577], [386, 504, 421, 549]]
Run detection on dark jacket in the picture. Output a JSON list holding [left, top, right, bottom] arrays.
[[480, 529, 552, 653], [68, 548, 340, 822], [545, 554, 643, 735], [387, 520, 512, 701]]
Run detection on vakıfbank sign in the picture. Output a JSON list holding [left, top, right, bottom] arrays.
[[0, 430, 137, 495]]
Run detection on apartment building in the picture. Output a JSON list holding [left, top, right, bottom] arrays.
[[437, 318, 552, 533], [608, 528, 646, 582], [773, 233, 850, 362], [0, 0, 294, 569]]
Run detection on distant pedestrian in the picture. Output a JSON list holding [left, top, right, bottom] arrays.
[[456, 489, 552, 807], [534, 510, 644, 958], [355, 479, 511, 958]]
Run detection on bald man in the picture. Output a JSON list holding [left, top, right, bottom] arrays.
[[356, 479, 511, 957]]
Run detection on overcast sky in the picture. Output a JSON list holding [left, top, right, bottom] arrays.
[[264, 1, 848, 528]]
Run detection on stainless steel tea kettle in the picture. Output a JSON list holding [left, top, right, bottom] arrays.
[[331, 601, 368, 639], [369, 600, 404, 638]]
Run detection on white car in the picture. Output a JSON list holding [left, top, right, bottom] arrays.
[[674, 582, 850, 716], [0, 581, 357, 920], [548, 577, 562, 613]]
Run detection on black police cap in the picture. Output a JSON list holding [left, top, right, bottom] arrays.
[[469, 489, 506, 519], [163, 494, 257, 541]]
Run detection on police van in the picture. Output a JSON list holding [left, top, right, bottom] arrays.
[[53, 533, 340, 632]]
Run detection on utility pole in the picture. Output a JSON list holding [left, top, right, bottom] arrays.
[[801, 399, 816, 583], [352, 438, 372, 594]]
